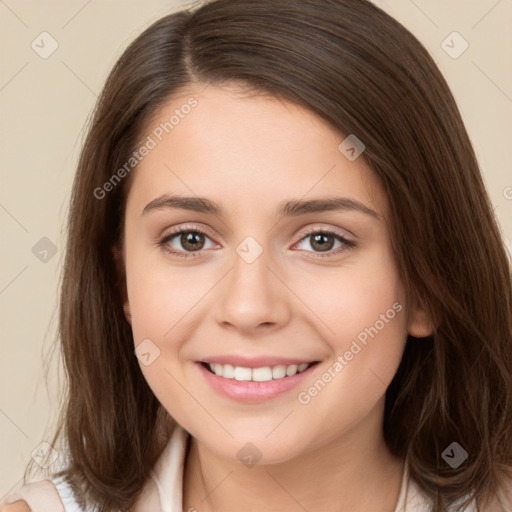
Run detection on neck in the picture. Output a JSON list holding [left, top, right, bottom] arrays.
[[182, 401, 405, 512]]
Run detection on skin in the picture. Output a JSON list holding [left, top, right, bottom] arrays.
[[117, 82, 433, 512]]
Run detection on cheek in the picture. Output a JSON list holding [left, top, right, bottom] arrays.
[[125, 244, 202, 342], [124, 245, 204, 418], [299, 255, 408, 417], [293, 242, 407, 344]]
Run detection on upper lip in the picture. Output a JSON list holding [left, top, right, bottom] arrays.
[[198, 355, 319, 368]]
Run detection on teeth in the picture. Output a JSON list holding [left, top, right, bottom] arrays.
[[208, 362, 311, 381], [234, 366, 252, 381], [272, 365, 286, 379], [286, 364, 298, 376], [222, 364, 235, 379]]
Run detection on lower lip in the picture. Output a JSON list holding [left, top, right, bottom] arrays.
[[195, 362, 319, 403]]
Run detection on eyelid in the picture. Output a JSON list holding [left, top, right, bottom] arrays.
[[296, 224, 353, 240], [160, 223, 353, 242], [161, 223, 218, 241]]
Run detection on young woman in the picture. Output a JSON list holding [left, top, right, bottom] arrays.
[[2, 0, 512, 511]]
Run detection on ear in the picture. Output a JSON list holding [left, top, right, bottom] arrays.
[[407, 294, 435, 338], [112, 245, 132, 325]]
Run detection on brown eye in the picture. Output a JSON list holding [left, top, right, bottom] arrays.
[[179, 231, 206, 252], [309, 233, 336, 252], [159, 227, 217, 258], [294, 228, 355, 258]]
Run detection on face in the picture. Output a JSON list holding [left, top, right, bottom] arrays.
[[118, 83, 430, 464]]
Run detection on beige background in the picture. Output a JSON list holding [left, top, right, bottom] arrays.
[[1, 0, 511, 500]]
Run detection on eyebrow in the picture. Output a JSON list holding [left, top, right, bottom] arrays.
[[141, 194, 379, 219]]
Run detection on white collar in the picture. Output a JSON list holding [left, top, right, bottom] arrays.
[[149, 423, 190, 512]]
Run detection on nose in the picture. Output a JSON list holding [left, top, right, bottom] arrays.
[[212, 243, 292, 334]]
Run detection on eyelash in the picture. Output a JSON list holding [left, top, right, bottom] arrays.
[[157, 224, 356, 260]]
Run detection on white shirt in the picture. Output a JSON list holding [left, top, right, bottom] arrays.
[[3, 424, 510, 511]]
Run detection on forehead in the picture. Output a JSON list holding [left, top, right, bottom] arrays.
[[126, 83, 387, 221]]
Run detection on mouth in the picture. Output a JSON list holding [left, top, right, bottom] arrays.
[[199, 360, 319, 382], [195, 360, 321, 403]]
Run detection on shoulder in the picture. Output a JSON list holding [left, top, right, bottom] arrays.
[[0, 501, 31, 512], [0, 479, 64, 512]]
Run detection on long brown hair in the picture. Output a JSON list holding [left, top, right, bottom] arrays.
[[21, 0, 512, 510]]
